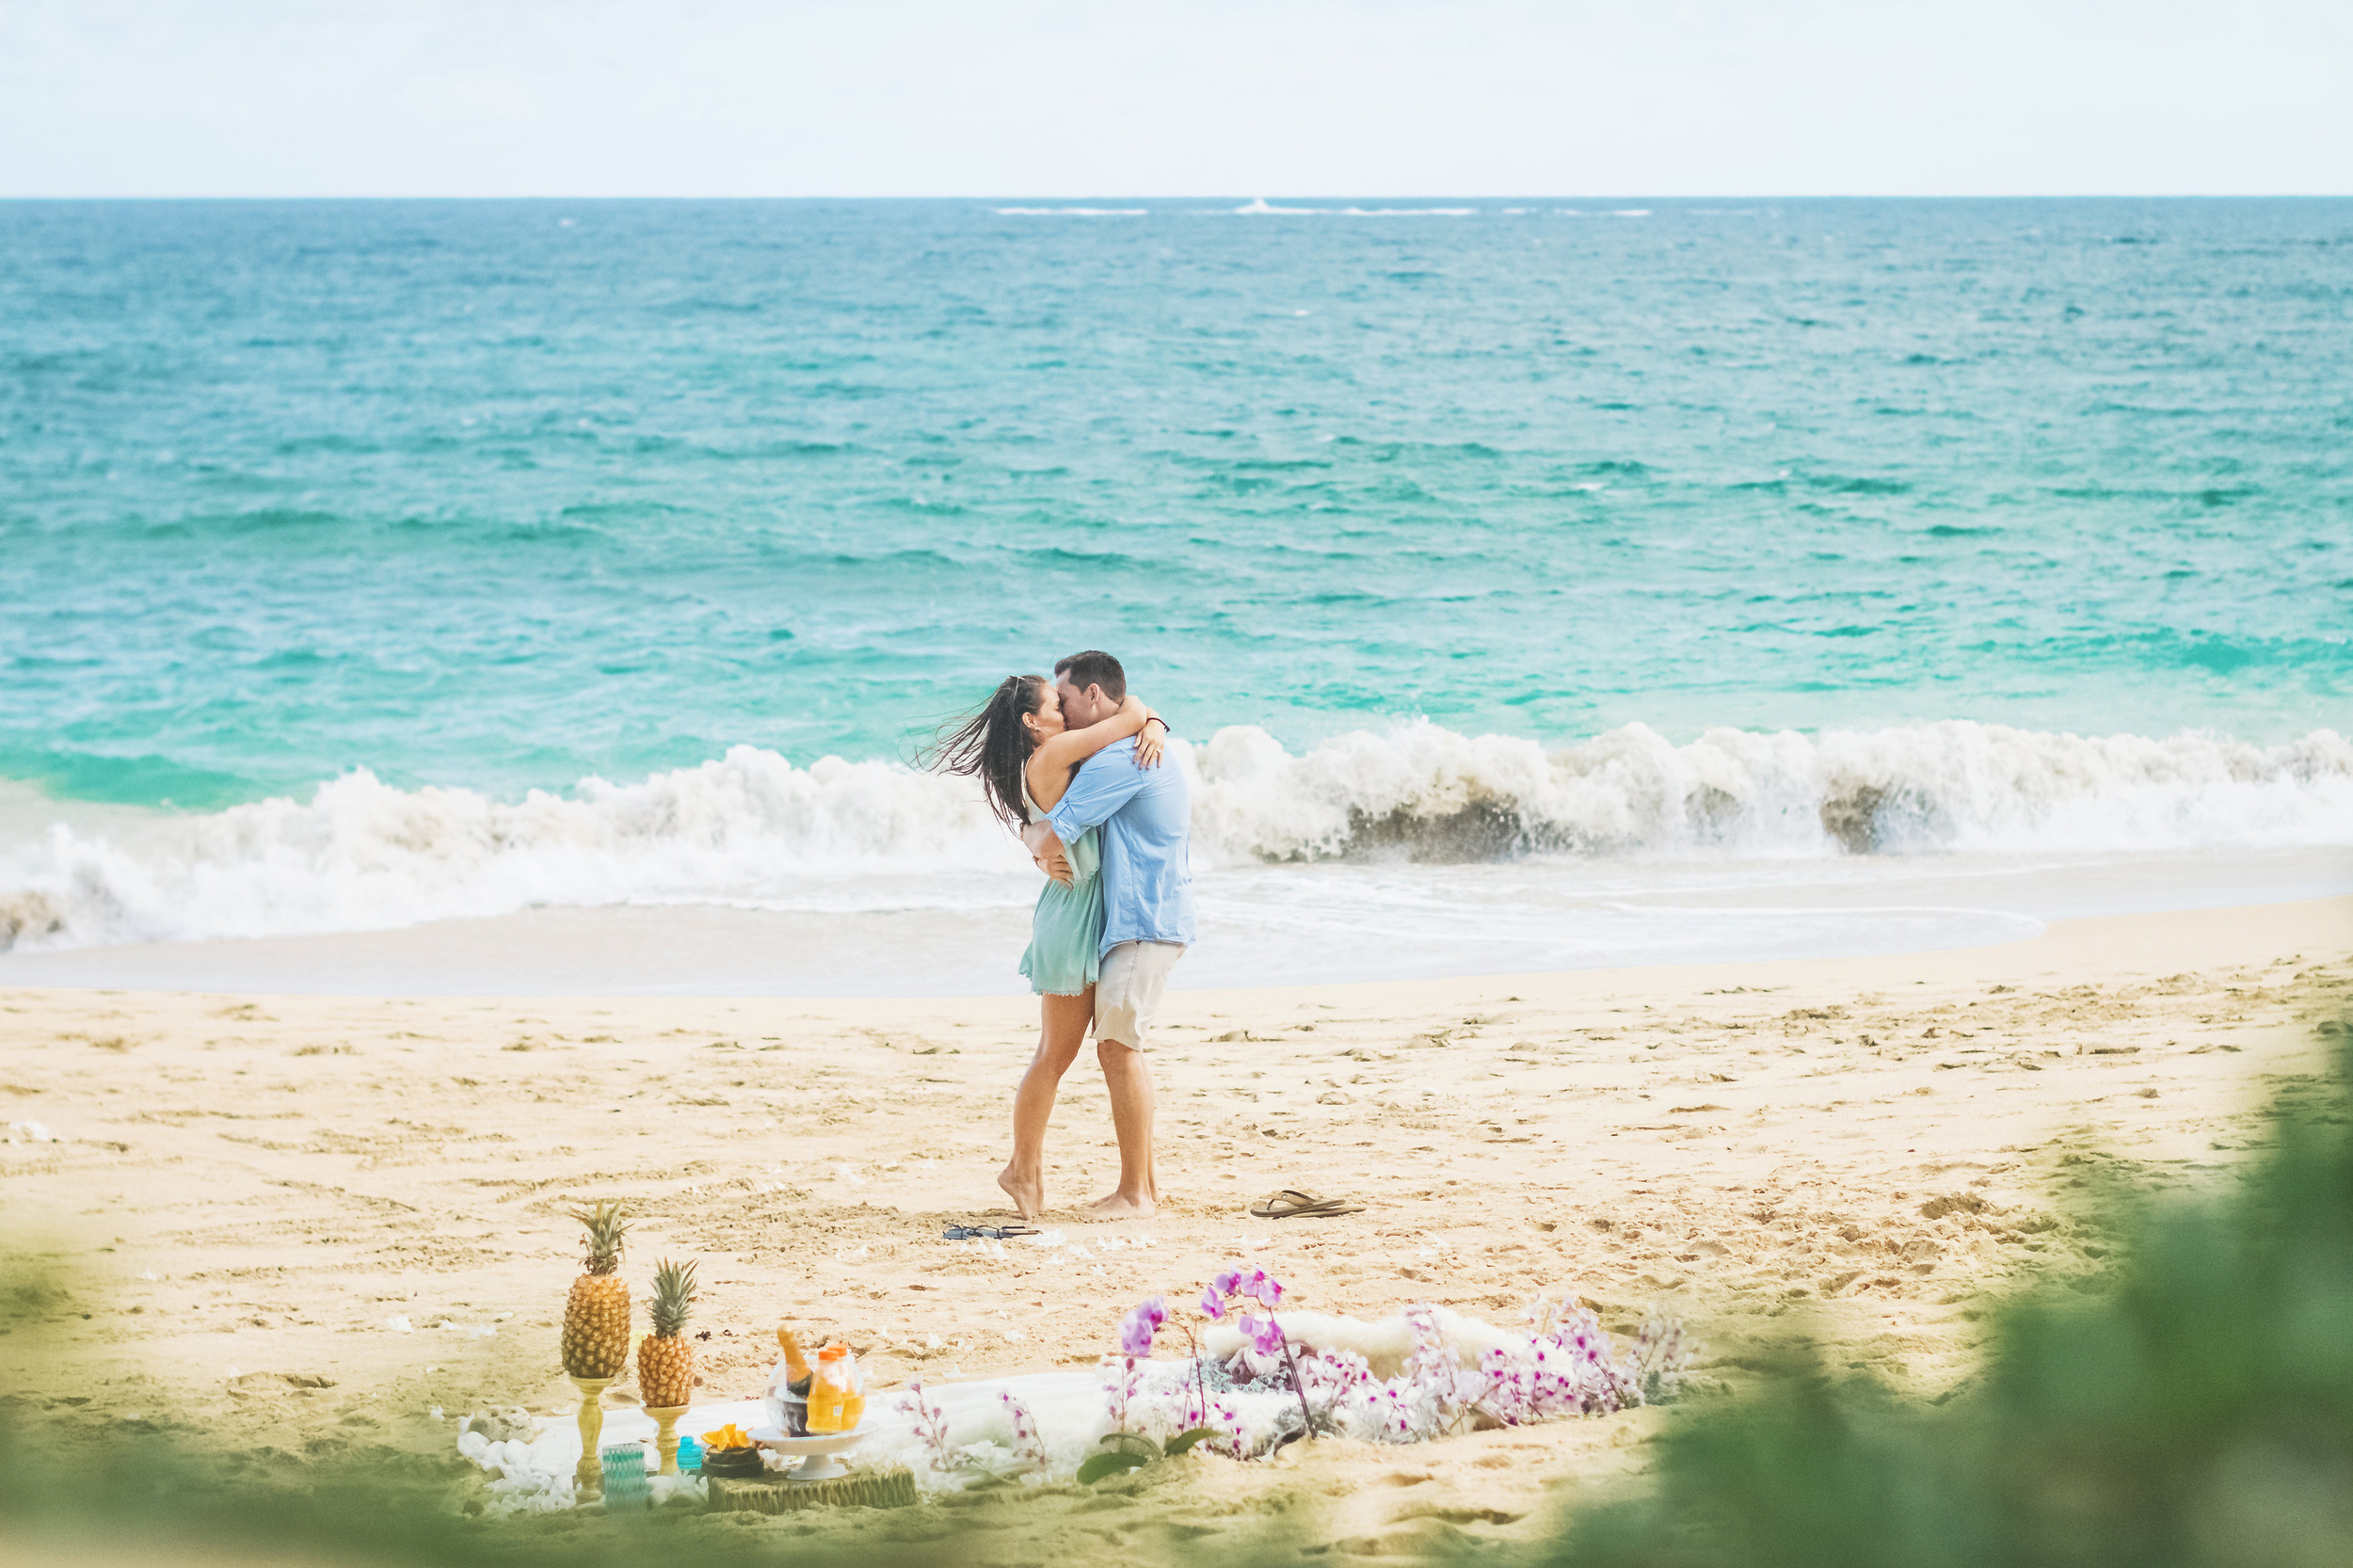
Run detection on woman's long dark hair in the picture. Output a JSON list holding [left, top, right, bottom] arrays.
[[929, 675, 1049, 827]]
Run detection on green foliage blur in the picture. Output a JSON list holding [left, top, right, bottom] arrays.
[[0, 1400, 947, 1568], [1560, 1027, 2353, 1568]]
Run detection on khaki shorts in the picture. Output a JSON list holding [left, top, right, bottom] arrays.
[[1094, 940, 1185, 1051]]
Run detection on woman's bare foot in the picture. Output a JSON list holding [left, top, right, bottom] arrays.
[[998, 1165, 1044, 1220], [1091, 1189, 1156, 1221]]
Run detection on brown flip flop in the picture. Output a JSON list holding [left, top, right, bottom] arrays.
[[1250, 1188, 1366, 1220]]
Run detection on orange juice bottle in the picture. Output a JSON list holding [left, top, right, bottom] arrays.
[[808, 1342, 856, 1432], [840, 1349, 864, 1429]]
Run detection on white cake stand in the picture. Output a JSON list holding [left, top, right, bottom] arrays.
[[748, 1426, 862, 1482]]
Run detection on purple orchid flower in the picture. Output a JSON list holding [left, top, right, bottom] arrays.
[[1117, 1295, 1167, 1357], [1199, 1286, 1226, 1320], [1240, 1311, 1287, 1355], [1210, 1269, 1242, 1297], [1242, 1269, 1284, 1308]]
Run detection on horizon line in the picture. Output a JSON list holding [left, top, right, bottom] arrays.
[[6, 192, 2353, 203]]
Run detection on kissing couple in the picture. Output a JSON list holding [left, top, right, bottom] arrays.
[[936, 650, 1193, 1222]]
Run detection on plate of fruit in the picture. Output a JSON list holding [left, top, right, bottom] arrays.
[[697, 1423, 764, 1480]]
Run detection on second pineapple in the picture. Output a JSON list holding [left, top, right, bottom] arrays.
[[636, 1257, 697, 1408]]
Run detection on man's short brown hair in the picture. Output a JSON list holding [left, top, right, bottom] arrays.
[[1053, 650, 1127, 702]]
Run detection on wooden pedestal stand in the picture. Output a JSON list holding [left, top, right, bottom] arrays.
[[645, 1404, 691, 1476], [569, 1375, 615, 1496]]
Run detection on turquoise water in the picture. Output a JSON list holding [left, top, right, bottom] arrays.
[[4, 199, 2347, 810], [1, 199, 2348, 976]]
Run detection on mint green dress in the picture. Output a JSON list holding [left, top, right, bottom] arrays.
[[1018, 785, 1106, 997]]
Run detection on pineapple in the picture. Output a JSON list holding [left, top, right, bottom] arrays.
[[559, 1201, 632, 1380], [636, 1258, 697, 1409]]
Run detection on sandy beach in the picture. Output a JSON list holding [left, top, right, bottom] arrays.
[[3, 895, 2347, 1559]]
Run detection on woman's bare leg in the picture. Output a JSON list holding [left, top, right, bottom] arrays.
[[998, 989, 1094, 1219]]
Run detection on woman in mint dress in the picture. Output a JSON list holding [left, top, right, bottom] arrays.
[[934, 672, 1165, 1219], [1016, 773, 1105, 996]]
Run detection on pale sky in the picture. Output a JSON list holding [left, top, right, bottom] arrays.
[[3, 0, 2347, 198]]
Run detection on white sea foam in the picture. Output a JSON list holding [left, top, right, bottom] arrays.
[[1229, 199, 1480, 217], [0, 748, 1020, 952], [0, 723, 2345, 953], [1189, 720, 2352, 863]]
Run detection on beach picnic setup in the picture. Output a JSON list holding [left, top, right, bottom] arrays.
[[456, 1201, 1692, 1517]]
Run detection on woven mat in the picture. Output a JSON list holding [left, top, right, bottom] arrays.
[[706, 1468, 918, 1512]]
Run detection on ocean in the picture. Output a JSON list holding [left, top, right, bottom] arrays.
[[1, 198, 2347, 993]]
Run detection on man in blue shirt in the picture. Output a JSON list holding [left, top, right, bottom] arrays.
[[1024, 650, 1193, 1219]]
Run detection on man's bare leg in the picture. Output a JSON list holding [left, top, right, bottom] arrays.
[[998, 990, 1093, 1220], [1091, 1036, 1158, 1219]]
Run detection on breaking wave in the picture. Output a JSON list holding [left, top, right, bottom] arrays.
[[1189, 720, 2352, 863], [2, 721, 2347, 952]]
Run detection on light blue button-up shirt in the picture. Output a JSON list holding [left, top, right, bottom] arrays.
[[1045, 736, 1194, 955]]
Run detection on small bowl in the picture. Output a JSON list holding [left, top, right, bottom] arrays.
[[699, 1445, 765, 1481]]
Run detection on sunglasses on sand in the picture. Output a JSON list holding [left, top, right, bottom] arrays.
[[942, 1224, 1038, 1240]]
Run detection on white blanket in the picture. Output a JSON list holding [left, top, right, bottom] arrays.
[[454, 1304, 1590, 1513]]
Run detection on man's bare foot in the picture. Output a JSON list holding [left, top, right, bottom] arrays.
[[1091, 1189, 1157, 1221], [998, 1165, 1044, 1220]]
